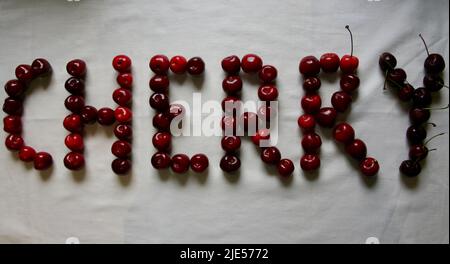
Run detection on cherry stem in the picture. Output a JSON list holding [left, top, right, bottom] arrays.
[[346, 25, 354, 57], [428, 148, 437, 152], [424, 103, 449, 111], [383, 71, 388, 90], [419, 34, 430, 56], [424, 122, 437, 127], [424, 132, 446, 145]]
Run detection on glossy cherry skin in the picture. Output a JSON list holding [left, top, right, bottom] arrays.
[[31, 58, 52, 77], [301, 94, 322, 114], [18, 146, 36, 162], [97, 107, 115, 126], [149, 75, 169, 93], [220, 154, 241, 172], [114, 107, 132, 123], [149, 93, 170, 112], [297, 114, 316, 132], [152, 132, 171, 151], [113, 88, 132, 106], [315, 107, 337, 128], [63, 114, 83, 133], [251, 129, 270, 146], [258, 85, 278, 101], [4, 80, 25, 98], [340, 55, 359, 73], [222, 75, 242, 94], [331, 91, 352, 112], [333, 122, 355, 144], [400, 160, 421, 177], [64, 152, 85, 171], [112, 55, 131, 73], [221, 116, 237, 135], [388, 68, 407, 85], [345, 139, 367, 160], [5, 134, 24, 151], [277, 159, 294, 177], [360, 157, 379, 177], [303, 77, 321, 92], [3, 115, 22, 134], [397, 84, 415, 102], [65, 77, 85, 95], [221, 136, 241, 153], [424, 54, 445, 74], [299, 56, 320, 76], [66, 59, 86, 77], [239, 112, 259, 133], [258, 104, 275, 123], [409, 145, 429, 161], [320, 53, 340, 73], [187, 57, 205, 75], [300, 154, 320, 171], [114, 124, 132, 140], [34, 152, 53, 170], [112, 158, 131, 175], [379, 52, 397, 72], [64, 95, 85, 113], [340, 74, 360, 93], [149, 55, 170, 74], [3, 97, 23, 116], [169, 104, 185, 119], [241, 54, 263, 73], [301, 133, 322, 153], [65, 133, 84, 152], [171, 154, 190, 173], [409, 108, 430, 125], [258, 65, 277, 83], [222, 96, 241, 113], [153, 112, 171, 131], [15, 64, 34, 82], [151, 152, 171, 169], [261, 147, 281, 164], [423, 74, 444, 92], [190, 154, 209, 173], [117, 73, 133, 89], [222, 55, 241, 74], [406, 125, 426, 144], [412, 88, 432, 107], [80, 105, 98, 124], [169, 55, 187, 74], [111, 140, 132, 158]]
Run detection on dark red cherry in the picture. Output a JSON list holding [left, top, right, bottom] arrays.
[[258, 85, 278, 101], [4, 80, 25, 98], [149, 55, 170, 74], [331, 91, 352, 112], [239, 112, 259, 133], [222, 96, 241, 113], [297, 114, 316, 132], [34, 152, 53, 170], [149, 93, 170, 112], [65, 77, 85, 95], [186, 57, 205, 75], [5, 134, 24, 151], [397, 84, 415, 102], [315, 107, 337, 128], [423, 74, 444, 92], [277, 159, 294, 177], [303, 77, 321, 92], [149, 75, 169, 93], [409, 145, 429, 161], [168, 104, 185, 120], [111, 158, 131, 175], [406, 125, 427, 144], [18, 146, 36, 162], [332, 122, 355, 144], [63, 114, 83, 133], [241, 54, 263, 73], [301, 94, 322, 114], [31, 58, 52, 77], [112, 88, 132, 106], [424, 54, 445, 74], [64, 133, 84, 152], [3, 115, 22, 134], [153, 112, 172, 131], [221, 115, 237, 135], [340, 74, 360, 93], [412, 88, 432, 107], [80, 105, 98, 124], [221, 55, 241, 74], [261, 147, 281, 164], [171, 154, 190, 173], [111, 140, 132, 158], [97, 107, 115, 126], [379, 52, 397, 72], [3, 97, 23, 115], [114, 124, 132, 140], [151, 152, 171, 169], [114, 106, 132, 123], [258, 65, 277, 83], [222, 76, 242, 94], [15, 64, 34, 82], [152, 132, 171, 151], [64, 152, 85, 171], [340, 55, 359, 73], [251, 129, 270, 146], [320, 53, 340, 73], [400, 160, 421, 177], [117, 73, 133, 89], [299, 56, 320, 76], [190, 154, 209, 173], [301, 133, 322, 153], [64, 95, 85, 113], [169, 55, 187, 74], [66, 59, 86, 77], [221, 136, 241, 153], [345, 139, 367, 160], [300, 154, 320, 171], [388, 68, 407, 85], [112, 55, 131, 73], [409, 108, 430, 125], [360, 157, 379, 177], [220, 154, 241, 172], [258, 104, 275, 123]]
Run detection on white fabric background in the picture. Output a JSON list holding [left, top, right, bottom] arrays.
[[0, 0, 448, 244]]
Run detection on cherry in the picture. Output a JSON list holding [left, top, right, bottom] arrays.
[[300, 154, 320, 171], [388, 68, 407, 85], [63, 114, 83, 132], [379, 52, 397, 72], [64, 152, 85, 171], [303, 77, 321, 92], [340, 26, 359, 73], [5, 134, 24, 151], [221, 96, 241, 113], [423, 74, 444, 92], [406, 125, 427, 144], [112, 55, 132, 73], [258, 104, 275, 123], [149, 93, 170, 112], [409, 145, 430, 161], [409, 108, 430, 124], [360, 157, 379, 177], [297, 114, 316, 132], [277, 159, 294, 177], [111, 158, 131, 175], [153, 112, 172, 131], [301, 133, 322, 153], [239, 112, 259, 133], [15, 64, 34, 82], [4, 80, 25, 98], [97, 107, 115, 126], [299, 56, 320, 76], [220, 154, 241, 172], [331, 91, 352, 112], [340, 74, 360, 93], [251, 129, 270, 146], [241, 54, 263, 73], [65, 77, 85, 95], [112, 88, 132, 106], [66, 59, 86, 77], [222, 55, 241, 74], [186, 57, 205, 75], [301, 94, 322, 114], [222, 75, 242, 94], [111, 140, 132, 158], [399, 160, 421, 177], [3, 115, 22, 134], [397, 84, 415, 102], [261, 147, 281, 164], [114, 124, 132, 140], [18, 146, 36, 162], [31, 58, 52, 77], [169, 55, 188, 74], [117, 73, 133, 89], [151, 152, 171, 169], [169, 104, 185, 119], [332, 122, 355, 144], [221, 136, 241, 153], [258, 65, 277, 83], [149, 55, 170, 74], [34, 152, 53, 170], [65, 133, 84, 152], [152, 132, 171, 151], [419, 34, 445, 74], [345, 139, 367, 160], [149, 75, 169, 93], [258, 85, 278, 101], [171, 154, 190, 173], [190, 154, 209, 173], [3, 97, 23, 115], [412, 88, 432, 107], [315, 107, 337, 128], [221, 115, 237, 134], [80, 105, 98, 124], [114, 106, 132, 123], [64, 95, 85, 113], [320, 53, 340, 73]]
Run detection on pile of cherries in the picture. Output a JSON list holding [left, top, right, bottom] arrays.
[[379, 35, 448, 177], [149, 55, 210, 174], [3, 58, 54, 170]]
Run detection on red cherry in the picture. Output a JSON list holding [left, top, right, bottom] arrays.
[[64, 152, 85, 171], [221, 116, 237, 135], [190, 154, 209, 173], [171, 154, 190, 173], [221, 55, 241, 74], [34, 152, 53, 170], [360, 157, 379, 177], [18, 146, 36, 162], [301, 133, 322, 153], [186, 57, 205, 75], [320, 53, 340, 73], [397, 84, 415, 102], [316, 107, 337, 128], [149, 93, 170, 112], [149, 75, 169, 93], [65, 77, 85, 95], [151, 152, 171, 169], [299, 56, 320, 76], [112, 55, 132, 73], [331, 91, 352, 112], [63, 114, 83, 133], [261, 147, 281, 164], [114, 106, 132, 123], [114, 124, 132, 140], [111, 140, 132, 158], [258, 104, 275, 123], [388, 68, 407, 85], [113, 88, 132, 106], [153, 112, 172, 131], [277, 159, 294, 177], [152, 132, 171, 151], [221, 136, 241, 153], [64, 95, 85, 113], [116, 73, 133, 89], [297, 114, 316, 132], [301, 94, 322, 114], [220, 154, 241, 172], [222, 75, 242, 94], [258, 85, 278, 101], [169, 55, 188, 74], [332, 122, 355, 144], [5, 134, 24, 151], [340, 55, 359, 73], [97, 107, 115, 126], [112, 158, 131, 175], [300, 154, 320, 171], [66, 59, 87, 77], [345, 139, 367, 160], [222, 96, 241, 113], [65, 133, 84, 152], [409, 145, 429, 161], [251, 129, 270, 146], [241, 54, 263, 73], [340, 74, 360, 93], [80, 105, 98, 124], [4, 80, 25, 98], [258, 65, 277, 83], [3, 97, 23, 116], [303, 77, 321, 92], [31, 58, 52, 77], [15, 64, 34, 82], [409, 108, 430, 125], [239, 112, 259, 133], [149, 55, 170, 74], [169, 104, 185, 119], [3, 115, 22, 134]]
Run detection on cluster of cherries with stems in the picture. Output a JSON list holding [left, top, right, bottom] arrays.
[[379, 34, 448, 177], [220, 54, 295, 177], [298, 25, 379, 177], [3, 58, 54, 170], [149, 55, 210, 173]]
